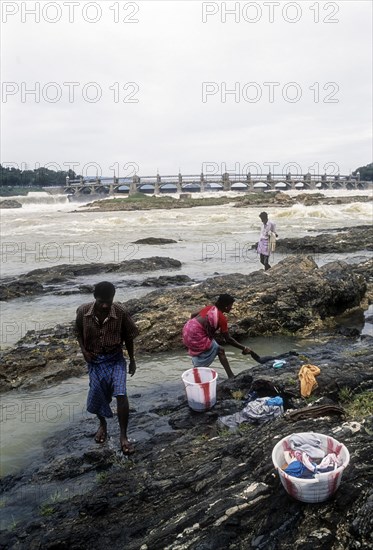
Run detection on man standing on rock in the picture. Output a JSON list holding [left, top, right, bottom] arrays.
[[182, 293, 252, 378], [257, 211, 277, 271], [75, 281, 139, 454]]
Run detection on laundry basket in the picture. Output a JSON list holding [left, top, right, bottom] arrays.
[[272, 432, 350, 503]]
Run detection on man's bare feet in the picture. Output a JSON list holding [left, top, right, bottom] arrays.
[[94, 425, 107, 444], [120, 435, 135, 455]]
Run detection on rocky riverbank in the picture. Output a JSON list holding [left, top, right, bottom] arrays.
[[1, 234, 373, 548], [0, 255, 371, 393], [0, 334, 372, 549]]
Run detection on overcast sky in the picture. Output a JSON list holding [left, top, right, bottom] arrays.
[[1, 0, 372, 179]]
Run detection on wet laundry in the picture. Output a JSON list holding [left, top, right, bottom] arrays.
[[218, 396, 284, 430], [289, 433, 325, 458], [298, 364, 321, 397], [283, 450, 342, 479], [245, 379, 282, 402], [281, 433, 343, 479]]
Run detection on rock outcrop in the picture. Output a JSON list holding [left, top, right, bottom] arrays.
[[0, 256, 370, 393], [276, 225, 373, 253], [0, 199, 22, 209], [132, 237, 178, 245], [0, 335, 372, 549], [127, 256, 368, 352], [0, 257, 182, 301]]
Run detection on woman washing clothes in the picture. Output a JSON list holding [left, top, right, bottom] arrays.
[[182, 293, 252, 378]]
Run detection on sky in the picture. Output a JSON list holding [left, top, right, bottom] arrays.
[[1, 0, 372, 179]]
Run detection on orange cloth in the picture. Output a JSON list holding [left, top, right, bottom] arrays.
[[298, 364, 321, 397]]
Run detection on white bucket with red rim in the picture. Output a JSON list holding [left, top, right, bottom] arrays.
[[272, 432, 350, 503], [181, 367, 218, 412]]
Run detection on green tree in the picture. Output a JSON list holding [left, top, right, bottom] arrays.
[[0, 165, 80, 188], [352, 162, 373, 181]]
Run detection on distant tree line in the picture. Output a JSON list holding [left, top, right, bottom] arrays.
[[352, 162, 373, 181], [0, 165, 80, 187]]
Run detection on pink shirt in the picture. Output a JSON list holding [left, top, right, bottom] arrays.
[[182, 306, 228, 356]]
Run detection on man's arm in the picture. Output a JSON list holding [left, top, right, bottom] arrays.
[[269, 221, 277, 236], [75, 308, 96, 363], [123, 336, 136, 376], [121, 310, 139, 377]]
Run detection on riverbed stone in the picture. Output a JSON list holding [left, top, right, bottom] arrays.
[[0, 199, 22, 208], [0, 335, 372, 549], [132, 237, 178, 245], [0, 256, 182, 300], [126, 255, 368, 353], [275, 225, 373, 254], [0, 256, 370, 393]]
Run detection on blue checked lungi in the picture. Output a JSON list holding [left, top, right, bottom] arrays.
[[191, 340, 220, 368], [87, 352, 127, 418]]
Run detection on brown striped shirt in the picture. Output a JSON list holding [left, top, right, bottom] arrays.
[[75, 302, 139, 355]]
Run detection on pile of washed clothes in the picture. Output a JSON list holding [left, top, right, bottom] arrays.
[[281, 433, 343, 479], [218, 379, 288, 430]]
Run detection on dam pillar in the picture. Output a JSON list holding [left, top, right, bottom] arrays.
[[177, 173, 182, 193], [200, 172, 205, 193], [130, 175, 139, 195], [222, 172, 230, 191]]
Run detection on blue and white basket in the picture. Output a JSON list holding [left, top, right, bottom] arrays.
[[272, 432, 350, 503]]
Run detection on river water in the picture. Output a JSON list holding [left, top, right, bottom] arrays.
[[1, 190, 372, 476]]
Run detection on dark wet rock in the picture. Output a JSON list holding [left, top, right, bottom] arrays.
[[23, 256, 182, 281], [0, 336, 372, 549], [140, 274, 193, 287], [0, 199, 22, 208], [128, 256, 368, 353], [0, 280, 45, 301], [275, 226, 373, 254], [132, 237, 178, 245], [236, 192, 372, 209], [0, 256, 370, 393], [0, 324, 85, 392], [338, 326, 362, 337], [0, 257, 182, 301], [54, 277, 195, 294]]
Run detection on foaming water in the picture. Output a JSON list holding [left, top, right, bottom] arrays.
[[1, 192, 372, 280], [5, 192, 71, 207], [270, 202, 373, 229]]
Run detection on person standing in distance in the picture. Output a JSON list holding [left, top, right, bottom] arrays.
[[75, 281, 139, 454], [257, 211, 277, 271]]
